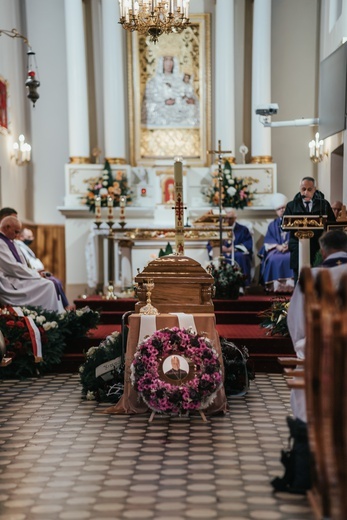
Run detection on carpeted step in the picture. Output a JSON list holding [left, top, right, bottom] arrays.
[[215, 311, 262, 325]]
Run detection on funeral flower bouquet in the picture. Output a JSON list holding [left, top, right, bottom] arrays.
[[79, 331, 123, 402], [202, 159, 258, 209], [131, 327, 222, 415], [259, 298, 290, 336], [81, 159, 132, 212], [208, 259, 246, 299], [0, 305, 100, 378]]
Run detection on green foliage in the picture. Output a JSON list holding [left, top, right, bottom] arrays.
[[158, 242, 173, 257], [82, 159, 132, 212], [202, 159, 258, 209], [0, 306, 100, 378], [258, 298, 290, 336], [79, 331, 124, 402], [208, 259, 246, 299]]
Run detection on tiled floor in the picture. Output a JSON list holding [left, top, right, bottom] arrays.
[[0, 373, 314, 520]]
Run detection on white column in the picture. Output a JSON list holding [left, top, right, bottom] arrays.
[[101, 0, 126, 164], [64, 0, 90, 163], [215, 0, 236, 161], [251, 0, 272, 163]]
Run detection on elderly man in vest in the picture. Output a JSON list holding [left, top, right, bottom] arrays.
[[0, 216, 64, 312]]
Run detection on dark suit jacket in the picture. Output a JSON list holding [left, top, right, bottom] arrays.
[[283, 191, 335, 270]]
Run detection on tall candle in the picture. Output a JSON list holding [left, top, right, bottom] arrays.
[[120, 195, 126, 221], [174, 158, 184, 255], [231, 233, 235, 266], [107, 196, 114, 221], [95, 196, 102, 222]]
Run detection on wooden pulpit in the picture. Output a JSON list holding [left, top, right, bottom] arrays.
[[282, 215, 327, 272]]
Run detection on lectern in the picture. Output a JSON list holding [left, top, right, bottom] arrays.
[[282, 215, 327, 273]]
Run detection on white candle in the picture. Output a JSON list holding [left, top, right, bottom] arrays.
[[231, 234, 235, 266], [120, 196, 126, 220], [95, 196, 102, 222], [107, 196, 114, 221]]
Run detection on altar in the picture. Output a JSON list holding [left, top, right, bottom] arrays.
[[60, 162, 278, 301]]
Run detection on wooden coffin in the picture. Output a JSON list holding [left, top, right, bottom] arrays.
[[134, 254, 214, 314]]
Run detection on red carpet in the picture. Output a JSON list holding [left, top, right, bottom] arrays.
[[60, 294, 293, 373]]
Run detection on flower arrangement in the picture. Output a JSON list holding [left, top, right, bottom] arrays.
[[202, 159, 258, 209], [258, 298, 290, 336], [0, 305, 100, 378], [208, 259, 246, 299], [79, 331, 124, 402], [81, 159, 132, 212], [130, 327, 223, 415]]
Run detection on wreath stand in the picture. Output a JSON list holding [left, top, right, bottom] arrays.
[[148, 410, 208, 423]]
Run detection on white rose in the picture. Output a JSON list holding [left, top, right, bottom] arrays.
[[79, 365, 85, 373], [76, 310, 83, 317], [86, 391, 96, 400], [227, 186, 236, 196], [35, 316, 46, 324], [99, 188, 108, 196], [86, 347, 97, 357], [228, 178, 235, 185]]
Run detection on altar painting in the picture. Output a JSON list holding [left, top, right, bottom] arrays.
[[128, 14, 211, 166]]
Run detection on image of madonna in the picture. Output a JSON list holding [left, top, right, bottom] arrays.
[[141, 55, 199, 128]]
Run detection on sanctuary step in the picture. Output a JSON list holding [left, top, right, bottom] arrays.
[[59, 294, 294, 373]]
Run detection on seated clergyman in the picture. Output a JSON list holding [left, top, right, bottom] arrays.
[[15, 228, 69, 308], [207, 209, 253, 285], [0, 216, 64, 312]]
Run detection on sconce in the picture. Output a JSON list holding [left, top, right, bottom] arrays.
[[12, 135, 31, 166], [309, 132, 324, 163]]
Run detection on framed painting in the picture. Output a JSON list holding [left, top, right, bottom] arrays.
[[128, 14, 211, 166], [0, 77, 9, 134]]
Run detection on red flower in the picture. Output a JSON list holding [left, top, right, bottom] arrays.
[[16, 321, 25, 328], [6, 320, 15, 327], [22, 332, 31, 341]]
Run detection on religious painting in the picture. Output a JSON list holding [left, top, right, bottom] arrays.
[[128, 14, 211, 166], [0, 77, 9, 134]]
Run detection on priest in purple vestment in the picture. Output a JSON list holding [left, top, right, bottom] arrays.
[[0, 216, 64, 312], [207, 209, 253, 285], [258, 193, 294, 293]]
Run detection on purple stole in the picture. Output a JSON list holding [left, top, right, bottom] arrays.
[[0, 233, 23, 263]]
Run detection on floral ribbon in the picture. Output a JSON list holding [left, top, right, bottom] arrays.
[[11, 306, 43, 362], [137, 313, 197, 346]]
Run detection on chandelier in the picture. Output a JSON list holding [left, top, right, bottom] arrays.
[[118, 0, 191, 43], [309, 132, 324, 163]]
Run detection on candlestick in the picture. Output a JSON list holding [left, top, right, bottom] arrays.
[[107, 196, 114, 221], [95, 196, 102, 222]]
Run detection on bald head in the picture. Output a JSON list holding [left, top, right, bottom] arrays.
[[225, 209, 237, 226], [331, 200, 343, 219], [0, 216, 22, 240]]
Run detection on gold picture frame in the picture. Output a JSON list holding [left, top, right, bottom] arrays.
[[128, 14, 211, 166]]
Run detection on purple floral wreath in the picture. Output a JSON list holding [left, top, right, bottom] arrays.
[[130, 327, 223, 415]]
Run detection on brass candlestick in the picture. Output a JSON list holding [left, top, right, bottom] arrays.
[[105, 221, 117, 300], [140, 279, 159, 315]]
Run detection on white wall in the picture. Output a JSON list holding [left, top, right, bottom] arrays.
[[0, 0, 31, 219], [25, 0, 69, 224]]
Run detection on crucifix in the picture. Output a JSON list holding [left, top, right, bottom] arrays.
[[207, 140, 232, 258], [173, 158, 186, 255]]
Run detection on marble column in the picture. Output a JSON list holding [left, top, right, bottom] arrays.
[[101, 0, 126, 164], [64, 0, 90, 163], [215, 0, 236, 163], [251, 0, 272, 163]]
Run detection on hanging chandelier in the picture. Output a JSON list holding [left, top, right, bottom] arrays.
[[0, 29, 40, 106], [118, 0, 191, 43]]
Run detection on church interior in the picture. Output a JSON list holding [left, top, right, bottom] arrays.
[[0, 0, 346, 518]]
